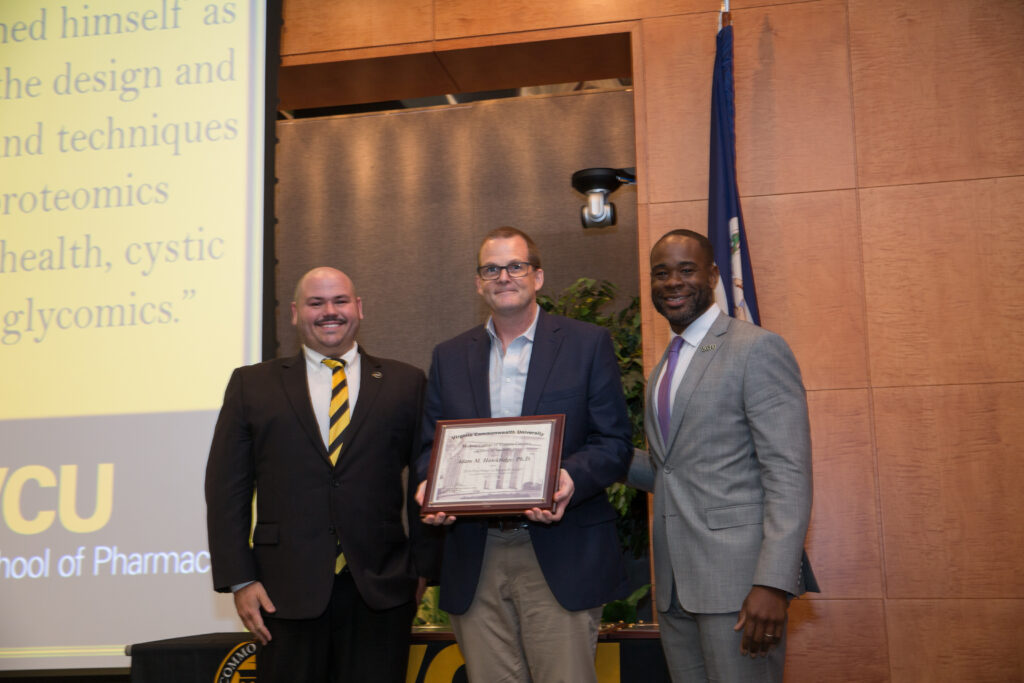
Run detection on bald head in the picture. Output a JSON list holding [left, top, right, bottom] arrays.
[[293, 267, 357, 303], [291, 267, 364, 357]]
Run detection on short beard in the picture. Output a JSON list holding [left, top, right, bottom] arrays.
[[654, 284, 714, 331]]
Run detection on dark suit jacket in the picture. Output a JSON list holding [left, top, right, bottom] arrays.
[[418, 309, 632, 614], [205, 348, 439, 619]]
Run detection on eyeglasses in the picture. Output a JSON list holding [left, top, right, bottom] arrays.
[[476, 261, 535, 280]]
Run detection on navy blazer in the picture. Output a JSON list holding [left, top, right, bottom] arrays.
[[206, 349, 440, 619], [418, 309, 632, 613]]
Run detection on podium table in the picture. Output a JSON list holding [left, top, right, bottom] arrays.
[[129, 627, 670, 683]]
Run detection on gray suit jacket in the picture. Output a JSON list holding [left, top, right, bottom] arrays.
[[630, 311, 818, 614]]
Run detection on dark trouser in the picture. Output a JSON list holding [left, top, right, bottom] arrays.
[[256, 569, 416, 683]]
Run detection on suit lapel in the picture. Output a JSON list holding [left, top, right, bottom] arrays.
[[466, 327, 492, 419], [281, 353, 327, 458], [522, 310, 560, 417], [664, 312, 731, 456]]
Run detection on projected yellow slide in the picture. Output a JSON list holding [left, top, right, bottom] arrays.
[[1, 0, 263, 418], [2, 2, 265, 670]]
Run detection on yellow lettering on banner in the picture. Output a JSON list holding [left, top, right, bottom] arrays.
[[58, 463, 114, 533], [596, 642, 621, 682], [410, 641, 622, 682], [405, 644, 427, 683], [2, 464, 57, 534], [423, 643, 466, 683]]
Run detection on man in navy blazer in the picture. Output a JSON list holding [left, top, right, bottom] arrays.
[[416, 227, 632, 682], [206, 267, 438, 683]]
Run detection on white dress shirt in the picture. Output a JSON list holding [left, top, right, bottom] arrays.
[[653, 305, 720, 420], [303, 343, 361, 449]]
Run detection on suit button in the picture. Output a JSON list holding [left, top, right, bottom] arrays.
[[332, 480, 340, 488], [328, 526, 336, 535]]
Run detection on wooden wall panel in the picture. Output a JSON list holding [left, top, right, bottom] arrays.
[[281, 0, 433, 56], [732, 0, 857, 196], [430, 0, 807, 43], [861, 177, 1024, 387], [728, 0, 809, 7], [804, 390, 883, 599], [887, 600, 1024, 682], [786, 599, 890, 682], [434, 0, 644, 40], [278, 54, 457, 110], [742, 191, 867, 390], [642, 0, 857, 205], [636, 0, 717, 16], [636, 203, 659, 371], [850, 0, 1024, 187], [875, 383, 1024, 598], [436, 34, 632, 93], [642, 14, 716, 204], [279, 30, 634, 109], [630, 23, 650, 207]]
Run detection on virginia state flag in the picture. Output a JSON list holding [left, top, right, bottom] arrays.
[[708, 21, 760, 325]]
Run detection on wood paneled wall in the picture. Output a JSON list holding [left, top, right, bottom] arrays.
[[278, 1, 1024, 680]]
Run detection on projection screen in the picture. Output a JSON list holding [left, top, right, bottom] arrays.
[[0, 0, 271, 671]]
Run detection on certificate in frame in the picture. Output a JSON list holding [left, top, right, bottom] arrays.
[[420, 414, 565, 516]]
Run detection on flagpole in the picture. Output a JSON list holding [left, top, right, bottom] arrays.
[[710, 0, 761, 324]]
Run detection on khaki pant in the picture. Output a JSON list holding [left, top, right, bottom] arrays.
[[451, 527, 603, 683]]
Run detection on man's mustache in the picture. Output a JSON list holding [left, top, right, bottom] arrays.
[[315, 315, 348, 325]]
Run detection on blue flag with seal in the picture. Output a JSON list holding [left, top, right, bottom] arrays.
[[708, 19, 760, 325]]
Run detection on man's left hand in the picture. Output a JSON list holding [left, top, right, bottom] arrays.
[[734, 585, 788, 657], [524, 468, 573, 523], [415, 480, 456, 526]]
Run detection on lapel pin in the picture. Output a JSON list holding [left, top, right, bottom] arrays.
[[371, 370, 383, 379], [700, 344, 717, 352]]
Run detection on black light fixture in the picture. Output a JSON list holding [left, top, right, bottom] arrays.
[[571, 167, 637, 228]]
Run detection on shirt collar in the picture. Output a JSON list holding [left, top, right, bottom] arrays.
[[485, 306, 540, 346], [303, 342, 359, 368], [676, 304, 720, 348]]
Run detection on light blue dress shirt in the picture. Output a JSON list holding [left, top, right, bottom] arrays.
[[485, 307, 540, 419]]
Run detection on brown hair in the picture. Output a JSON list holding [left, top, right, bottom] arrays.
[[479, 226, 542, 268]]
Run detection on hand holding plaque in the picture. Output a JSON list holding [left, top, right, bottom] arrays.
[[420, 415, 565, 517]]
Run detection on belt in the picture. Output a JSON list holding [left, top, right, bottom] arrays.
[[487, 517, 530, 532]]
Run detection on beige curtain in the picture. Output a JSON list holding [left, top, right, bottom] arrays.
[[275, 88, 637, 371]]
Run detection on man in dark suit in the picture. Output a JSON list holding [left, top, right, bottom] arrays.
[[205, 266, 437, 683], [416, 227, 632, 682], [629, 230, 817, 682]]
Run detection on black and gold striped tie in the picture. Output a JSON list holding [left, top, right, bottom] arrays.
[[322, 358, 350, 467], [322, 357, 350, 573]]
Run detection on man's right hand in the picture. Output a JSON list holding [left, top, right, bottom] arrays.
[[415, 480, 456, 526], [233, 581, 275, 645]]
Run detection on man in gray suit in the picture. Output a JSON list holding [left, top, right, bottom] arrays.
[[630, 229, 817, 682]]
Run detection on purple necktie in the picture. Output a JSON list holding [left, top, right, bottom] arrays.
[[657, 336, 684, 444]]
